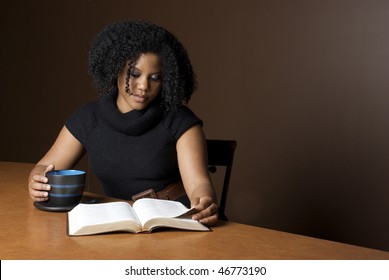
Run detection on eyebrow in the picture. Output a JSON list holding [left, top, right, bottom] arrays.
[[131, 67, 162, 74]]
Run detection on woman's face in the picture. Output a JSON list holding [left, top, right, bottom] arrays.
[[117, 53, 162, 113]]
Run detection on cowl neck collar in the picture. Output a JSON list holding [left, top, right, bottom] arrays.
[[99, 91, 163, 136]]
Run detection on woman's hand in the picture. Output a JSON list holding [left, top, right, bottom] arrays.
[[190, 196, 219, 226], [27, 126, 86, 202], [28, 164, 55, 201]]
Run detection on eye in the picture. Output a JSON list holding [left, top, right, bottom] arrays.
[[150, 74, 162, 82], [130, 71, 140, 78]]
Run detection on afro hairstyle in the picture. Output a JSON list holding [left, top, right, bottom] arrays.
[[88, 19, 197, 113]]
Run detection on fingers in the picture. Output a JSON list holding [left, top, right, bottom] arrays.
[[29, 173, 51, 201], [29, 182, 50, 201], [191, 197, 219, 226], [32, 174, 48, 184], [190, 196, 213, 209], [197, 214, 218, 226], [44, 164, 55, 174]]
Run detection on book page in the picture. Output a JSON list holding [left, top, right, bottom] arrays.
[[143, 216, 209, 232], [132, 198, 193, 226], [68, 202, 141, 235]]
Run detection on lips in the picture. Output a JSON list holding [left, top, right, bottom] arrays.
[[132, 94, 147, 103]]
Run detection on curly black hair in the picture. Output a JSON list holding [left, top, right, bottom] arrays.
[[88, 19, 197, 113]]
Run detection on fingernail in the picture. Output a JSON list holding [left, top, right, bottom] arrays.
[[46, 185, 51, 190]]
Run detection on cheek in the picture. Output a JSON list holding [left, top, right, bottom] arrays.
[[119, 78, 136, 93], [151, 83, 162, 95], [117, 74, 127, 90]]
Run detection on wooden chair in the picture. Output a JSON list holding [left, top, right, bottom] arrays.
[[206, 139, 237, 221]]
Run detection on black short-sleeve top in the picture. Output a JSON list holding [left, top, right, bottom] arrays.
[[65, 92, 202, 200]]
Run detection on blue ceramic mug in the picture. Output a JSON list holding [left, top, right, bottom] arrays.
[[34, 169, 86, 211]]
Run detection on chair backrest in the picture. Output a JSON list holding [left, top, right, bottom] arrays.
[[206, 139, 237, 221]]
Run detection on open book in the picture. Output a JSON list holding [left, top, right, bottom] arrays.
[[67, 198, 209, 236]]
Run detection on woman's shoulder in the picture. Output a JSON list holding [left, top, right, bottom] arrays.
[[161, 105, 203, 140], [166, 105, 200, 119], [65, 99, 100, 143], [75, 99, 100, 114], [67, 99, 101, 122]]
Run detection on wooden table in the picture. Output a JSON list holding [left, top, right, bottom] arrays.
[[1, 161, 388, 260]]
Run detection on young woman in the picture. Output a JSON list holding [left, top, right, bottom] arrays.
[[28, 20, 218, 226]]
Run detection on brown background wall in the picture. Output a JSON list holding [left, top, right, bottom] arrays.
[[1, 0, 389, 251]]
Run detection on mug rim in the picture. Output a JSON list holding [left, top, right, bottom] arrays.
[[46, 169, 86, 176]]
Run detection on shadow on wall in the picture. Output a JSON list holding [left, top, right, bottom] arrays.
[[245, 153, 389, 251]]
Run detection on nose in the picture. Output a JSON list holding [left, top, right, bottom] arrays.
[[137, 76, 149, 92]]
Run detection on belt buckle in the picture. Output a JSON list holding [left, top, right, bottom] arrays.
[[132, 188, 158, 201]]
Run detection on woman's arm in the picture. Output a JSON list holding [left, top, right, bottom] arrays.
[[176, 124, 219, 226], [28, 126, 85, 201]]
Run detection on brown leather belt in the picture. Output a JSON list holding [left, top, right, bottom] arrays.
[[131, 181, 187, 202]]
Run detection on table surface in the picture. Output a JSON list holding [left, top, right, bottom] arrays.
[[1, 161, 388, 260]]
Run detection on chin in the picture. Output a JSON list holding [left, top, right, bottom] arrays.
[[131, 103, 149, 111]]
